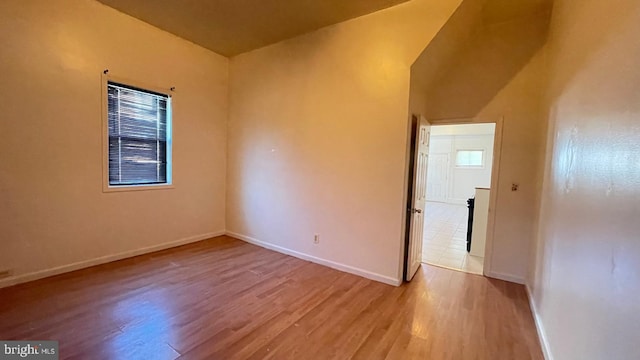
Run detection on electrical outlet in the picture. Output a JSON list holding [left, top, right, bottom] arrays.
[[0, 269, 13, 279], [313, 234, 320, 244]]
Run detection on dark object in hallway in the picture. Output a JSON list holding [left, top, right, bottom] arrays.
[[467, 197, 475, 252]]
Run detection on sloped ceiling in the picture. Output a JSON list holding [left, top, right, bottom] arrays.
[[410, 0, 552, 119], [482, 0, 551, 24], [97, 0, 411, 57], [411, 0, 552, 95]]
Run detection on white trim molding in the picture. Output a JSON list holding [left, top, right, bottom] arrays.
[[227, 231, 402, 287], [526, 285, 553, 360], [484, 270, 525, 284], [0, 231, 225, 289]]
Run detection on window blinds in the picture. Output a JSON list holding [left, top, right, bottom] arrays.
[[107, 82, 170, 186]]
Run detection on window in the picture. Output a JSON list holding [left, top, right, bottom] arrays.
[[106, 81, 172, 187], [455, 150, 484, 168]]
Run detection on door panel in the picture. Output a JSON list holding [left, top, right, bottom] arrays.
[[405, 115, 430, 281], [426, 153, 449, 202]]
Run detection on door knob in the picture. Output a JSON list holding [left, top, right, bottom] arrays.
[[411, 208, 422, 214]]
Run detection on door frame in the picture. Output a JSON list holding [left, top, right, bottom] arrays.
[[400, 116, 504, 281]]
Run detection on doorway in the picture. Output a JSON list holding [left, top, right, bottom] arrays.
[[421, 123, 496, 275]]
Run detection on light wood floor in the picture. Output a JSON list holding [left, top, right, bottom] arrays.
[[0, 236, 543, 359]]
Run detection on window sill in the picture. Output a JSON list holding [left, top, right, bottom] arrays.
[[102, 183, 174, 193]]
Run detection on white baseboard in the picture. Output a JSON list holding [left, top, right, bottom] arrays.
[[226, 231, 402, 287], [0, 230, 225, 289], [484, 270, 525, 284], [526, 285, 553, 360]]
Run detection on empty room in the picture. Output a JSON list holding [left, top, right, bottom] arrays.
[[0, 0, 637, 359]]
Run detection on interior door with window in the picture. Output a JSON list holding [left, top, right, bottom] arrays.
[[404, 115, 431, 281]]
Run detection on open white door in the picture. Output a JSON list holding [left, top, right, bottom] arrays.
[[405, 115, 430, 281]]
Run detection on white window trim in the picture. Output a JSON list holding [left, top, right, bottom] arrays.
[[101, 73, 174, 193], [454, 149, 485, 169]]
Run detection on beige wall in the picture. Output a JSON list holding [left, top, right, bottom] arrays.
[[410, 8, 550, 283], [0, 0, 228, 286], [476, 47, 548, 283], [227, 0, 462, 284], [529, 0, 640, 358]]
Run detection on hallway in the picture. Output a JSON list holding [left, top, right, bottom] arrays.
[[422, 201, 484, 275]]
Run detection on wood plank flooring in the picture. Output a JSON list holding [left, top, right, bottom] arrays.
[[0, 236, 543, 359]]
